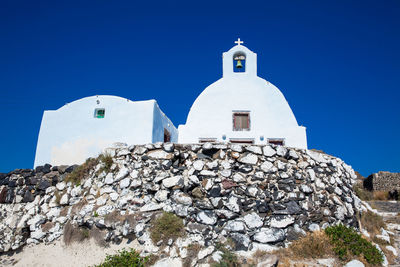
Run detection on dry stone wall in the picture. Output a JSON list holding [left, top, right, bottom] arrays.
[[0, 143, 361, 261], [364, 171, 400, 191]]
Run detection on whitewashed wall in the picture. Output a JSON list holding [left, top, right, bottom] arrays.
[[34, 95, 177, 167], [178, 44, 307, 149]]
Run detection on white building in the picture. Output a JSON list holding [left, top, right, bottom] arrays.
[[34, 95, 177, 167], [178, 39, 307, 149]]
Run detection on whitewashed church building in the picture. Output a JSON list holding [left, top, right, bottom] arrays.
[[34, 39, 307, 167], [34, 96, 177, 167], [178, 39, 307, 148]]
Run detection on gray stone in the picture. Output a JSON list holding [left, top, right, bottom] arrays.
[[263, 146, 276, 157], [243, 212, 263, 229], [162, 176, 184, 188], [238, 153, 258, 165], [196, 211, 217, 225]]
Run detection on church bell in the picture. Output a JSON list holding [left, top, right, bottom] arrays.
[[236, 60, 243, 69]]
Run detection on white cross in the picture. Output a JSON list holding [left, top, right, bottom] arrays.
[[234, 38, 243, 46]]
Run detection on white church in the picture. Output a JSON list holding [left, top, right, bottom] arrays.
[[34, 39, 307, 167]]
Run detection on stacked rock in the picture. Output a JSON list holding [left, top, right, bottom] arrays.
[[0, 143, 361, 258]]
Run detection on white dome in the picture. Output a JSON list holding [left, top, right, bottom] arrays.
[[178, 43, 307, 148]]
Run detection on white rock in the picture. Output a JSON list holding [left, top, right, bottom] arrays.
[[231, 144, 243, 152], [155, 190, 169, 202], [172, 192, 192, 206], [260, 161, 274, 173], [233, 173, 246, 183], [253, 228, 286, 243], [196, 211, 217, 225], [246, 146, 262, 155], [263, 146, 276, 157], [110, 192, 119, 201], [147, 149, 173, 160], [31, 229, 46, 240], [162, 176, 183, 188], [225, 221, 246, 232], [56, 182, 66, 191], [269, 216, 294, 228], [243, 213, 263, 229], [307, 169, 316, 181], [238, 153, 258, 165], [104, 173, 114, 184], [288, 150, 299, 159], [153, 258, 182, 267], [300, 184, 313, 193], [386, 245, 397, 256], [193, 160, 205, 171], [276, 146, 287, 157], [344, 260, 365, 267], [115, 167, 129, 181], [119, 178, 131, 189], [308, 223, 320, 232], [220, 169, 232, 177], [198, 245, 215, 260], [96, 205, 114, 216], [140, 202, 163, 212], [60, 194, 69, 205], [70, 186, 82, 197], [225, 196, 240, 213]]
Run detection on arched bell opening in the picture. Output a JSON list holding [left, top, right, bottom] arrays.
[[233, 51, 246, 73]]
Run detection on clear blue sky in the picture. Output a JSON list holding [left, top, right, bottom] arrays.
[[0, 0, 399, 176]]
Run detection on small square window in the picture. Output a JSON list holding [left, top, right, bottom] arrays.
[[233, 112, 250, 131], [94, 108, 105, 118]]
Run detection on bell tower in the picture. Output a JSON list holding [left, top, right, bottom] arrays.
[[222, 38, 257, 78]]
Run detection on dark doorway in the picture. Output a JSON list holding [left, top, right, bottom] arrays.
[[164, 129, 171, 142]]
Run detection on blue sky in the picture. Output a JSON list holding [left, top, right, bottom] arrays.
[[0, 0, 399, 176]]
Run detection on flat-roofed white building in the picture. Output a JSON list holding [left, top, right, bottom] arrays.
[[34, 95, 177, 167]]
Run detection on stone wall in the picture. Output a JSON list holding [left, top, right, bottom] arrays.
[[0, 143, 361, 262], [364, 171, 400, 191]]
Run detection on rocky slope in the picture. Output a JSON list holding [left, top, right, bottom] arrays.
[[0, 143, 361, 265]]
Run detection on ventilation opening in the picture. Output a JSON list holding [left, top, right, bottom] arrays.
[[94, 108, 105, 118], [229, 138, 254, 144], [199, 138, 217, 143], [268, 138, 285, 146]]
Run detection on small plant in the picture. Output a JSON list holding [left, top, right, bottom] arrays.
[[94, 248, 148, 267], [360, 210, 386, 235], [65, 157, 98, 185], [325, 224, 383, 265], [94, 211, 99, 217], [98, 153, 113, 174], [150, 212, 185, 244], [63, 222, 90, 245], [184, 243, 202, 267], [212, 243, 239, 267], [54, 191, 61, 204]]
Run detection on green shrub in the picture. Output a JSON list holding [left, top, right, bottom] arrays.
[[325, 224, 383, 265], [94, 248, 148, 267], [150, 212, 184, 244], [212, 243, 239, 267]]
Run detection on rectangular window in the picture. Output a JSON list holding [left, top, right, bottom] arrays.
[[199, 138, 217, 143], [164, 129, 171, 142], [233, 112, 250, 131], [94, 108, 105, 118], [268, 138, 285, 146], [229, 138, 254, 144]]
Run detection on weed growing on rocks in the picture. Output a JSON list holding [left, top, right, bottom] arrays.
[[353, 183, 373, 201], [98, 153, 113, 174], [65, 157, 98, 186], [325, 224, 383, 265], [63, 222, 90, 245], [212, 243, 239, 267], [150, 212, 184, 244], [93, 248, 148, 267]]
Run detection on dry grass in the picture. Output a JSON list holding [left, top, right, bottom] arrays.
[[65, 157, 98, 186], [353, 183, 373, 201], [63, 222, 90, 245], [41, 222, 55, 232], [277, 231, 334, 260], [150, 212, 185, 244], [373, 191, 389, 201], [184, 243, 202, 267], [360, 210, 386, 235]]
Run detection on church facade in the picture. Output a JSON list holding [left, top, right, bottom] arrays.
[[178, 40, 307, 148], [34, 96, 177, 167]]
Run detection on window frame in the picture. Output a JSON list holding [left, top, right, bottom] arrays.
[[232, 111, 251, 131], [94, 108, 105, 119]]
